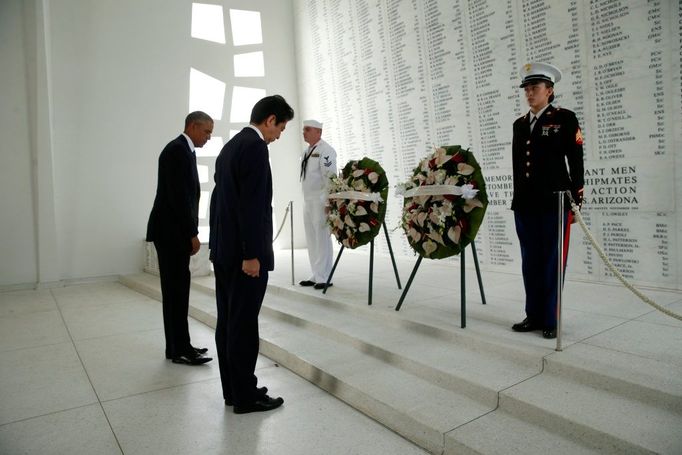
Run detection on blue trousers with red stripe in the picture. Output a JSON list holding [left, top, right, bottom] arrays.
[[514, 209, 572, 329]]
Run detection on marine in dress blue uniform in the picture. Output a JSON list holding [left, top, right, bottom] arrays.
[[511, 63, 584, 339]]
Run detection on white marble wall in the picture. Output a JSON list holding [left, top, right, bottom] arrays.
[[293, 0, 682, 290]]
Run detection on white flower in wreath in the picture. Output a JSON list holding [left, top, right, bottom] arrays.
[[405, 210, 417, 226], [457, 163, 475, 176], [352, 179, 367, 191], [436, 206, 448, 225], [359, 222, 370, 232], [429, 210, 442, 227], [425, 171, 436, 185], [354, 205, 368, 216], [435, 147, 453, 167], [413, 195, 429, 205], [408, 227, 422, 241], [344, 214, 356, 227], [460, 183, 479, 200], [463, 197, 484, 213], [434, 169, 447, 184], [370, 202, 379, 213], [427, 229, 445, 245], [448, 225, 462, 244], [368, 172, 379, 184], [444, 175, 459, 186], [422, 239, 437, 256], [441, 200, 453, 216]]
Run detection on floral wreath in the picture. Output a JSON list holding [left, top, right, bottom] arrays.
[[396, 145, 488, 259], [326, 157, 389, 249]]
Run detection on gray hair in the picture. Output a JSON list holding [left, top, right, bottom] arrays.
[[185, 111, 213, 128]]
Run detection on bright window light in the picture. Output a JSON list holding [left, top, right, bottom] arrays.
[[191, 3, 225, 44], [229, 129, 241, 139], [230, 86, 266, 123], [189, 68, 226, 120], [229, 9, 262, 46], [199, 190, 210, 220], [198, 225, 210, 243], [197, 165, 209, 184], [197, 136, 223, 157], [234, 51, 265, 77]]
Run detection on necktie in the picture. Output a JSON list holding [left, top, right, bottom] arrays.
[[529, 116, 537, 132], [300, 145, 317, 181]]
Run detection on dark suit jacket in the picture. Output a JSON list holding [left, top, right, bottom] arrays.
[[209, 127, 274, 271], [511, 105, 584, 212], [146, 134, 200, 244]]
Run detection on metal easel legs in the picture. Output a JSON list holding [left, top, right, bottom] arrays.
[[322, 222, 402, 306], [395, 240, 487, 328]]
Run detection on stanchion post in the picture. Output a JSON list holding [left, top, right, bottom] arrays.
[[461, 245, 466, 328], [368, 239, 374, 305], [556, 192, 564, 351], [290, 201, 294, 286]]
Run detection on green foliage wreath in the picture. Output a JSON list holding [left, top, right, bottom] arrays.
[[397, 146, 488, 259], [326, 157, 389, 249]]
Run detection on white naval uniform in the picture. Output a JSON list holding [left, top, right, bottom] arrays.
[[301, 139, 337, 283]]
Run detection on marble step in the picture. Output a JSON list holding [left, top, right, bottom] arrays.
[[255, 281, 551, 367], [252, 281, 682, 412], [257, 310, 493, 454], [445, 410, 604, 455], [120, 273, 682, 454], [258, 293, 540, 408], [544, 343, 682, 411], [498, 372, 682, 454]]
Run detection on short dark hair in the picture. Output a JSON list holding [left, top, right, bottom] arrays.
[[185, 111, 213, 128], [250, 95, 294, 125]]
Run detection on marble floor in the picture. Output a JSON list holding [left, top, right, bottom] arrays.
[[0, 281, 428, 455]]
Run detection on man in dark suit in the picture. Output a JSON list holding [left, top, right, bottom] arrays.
[[210, 95, 294, 414], [510, 63, 584, 339], [146, 111, 213, 365]]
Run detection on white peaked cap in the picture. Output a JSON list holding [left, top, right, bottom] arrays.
[[303, 119, 323, 129], [519, 62, 562, 87]]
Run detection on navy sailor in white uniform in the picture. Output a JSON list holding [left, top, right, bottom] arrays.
[[299, 119, 338, 290]]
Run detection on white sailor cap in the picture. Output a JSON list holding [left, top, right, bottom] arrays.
[[303, 119, 323, 129], [519, 62, 562, 88]]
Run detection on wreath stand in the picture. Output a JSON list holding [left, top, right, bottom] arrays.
[[394, 240, 487, 328], [322, 221, 402, 305]]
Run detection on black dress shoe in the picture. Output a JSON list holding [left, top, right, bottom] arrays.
[[314, 282, 332, 290], [166, 347, 208, 359], [171, 353, 213, 365], [233, 395, 284, 414], [511, 318, 539, 332], [299, 280, 316, 287], [542, 328, 557, 339], [225, 386, 268, 406]]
